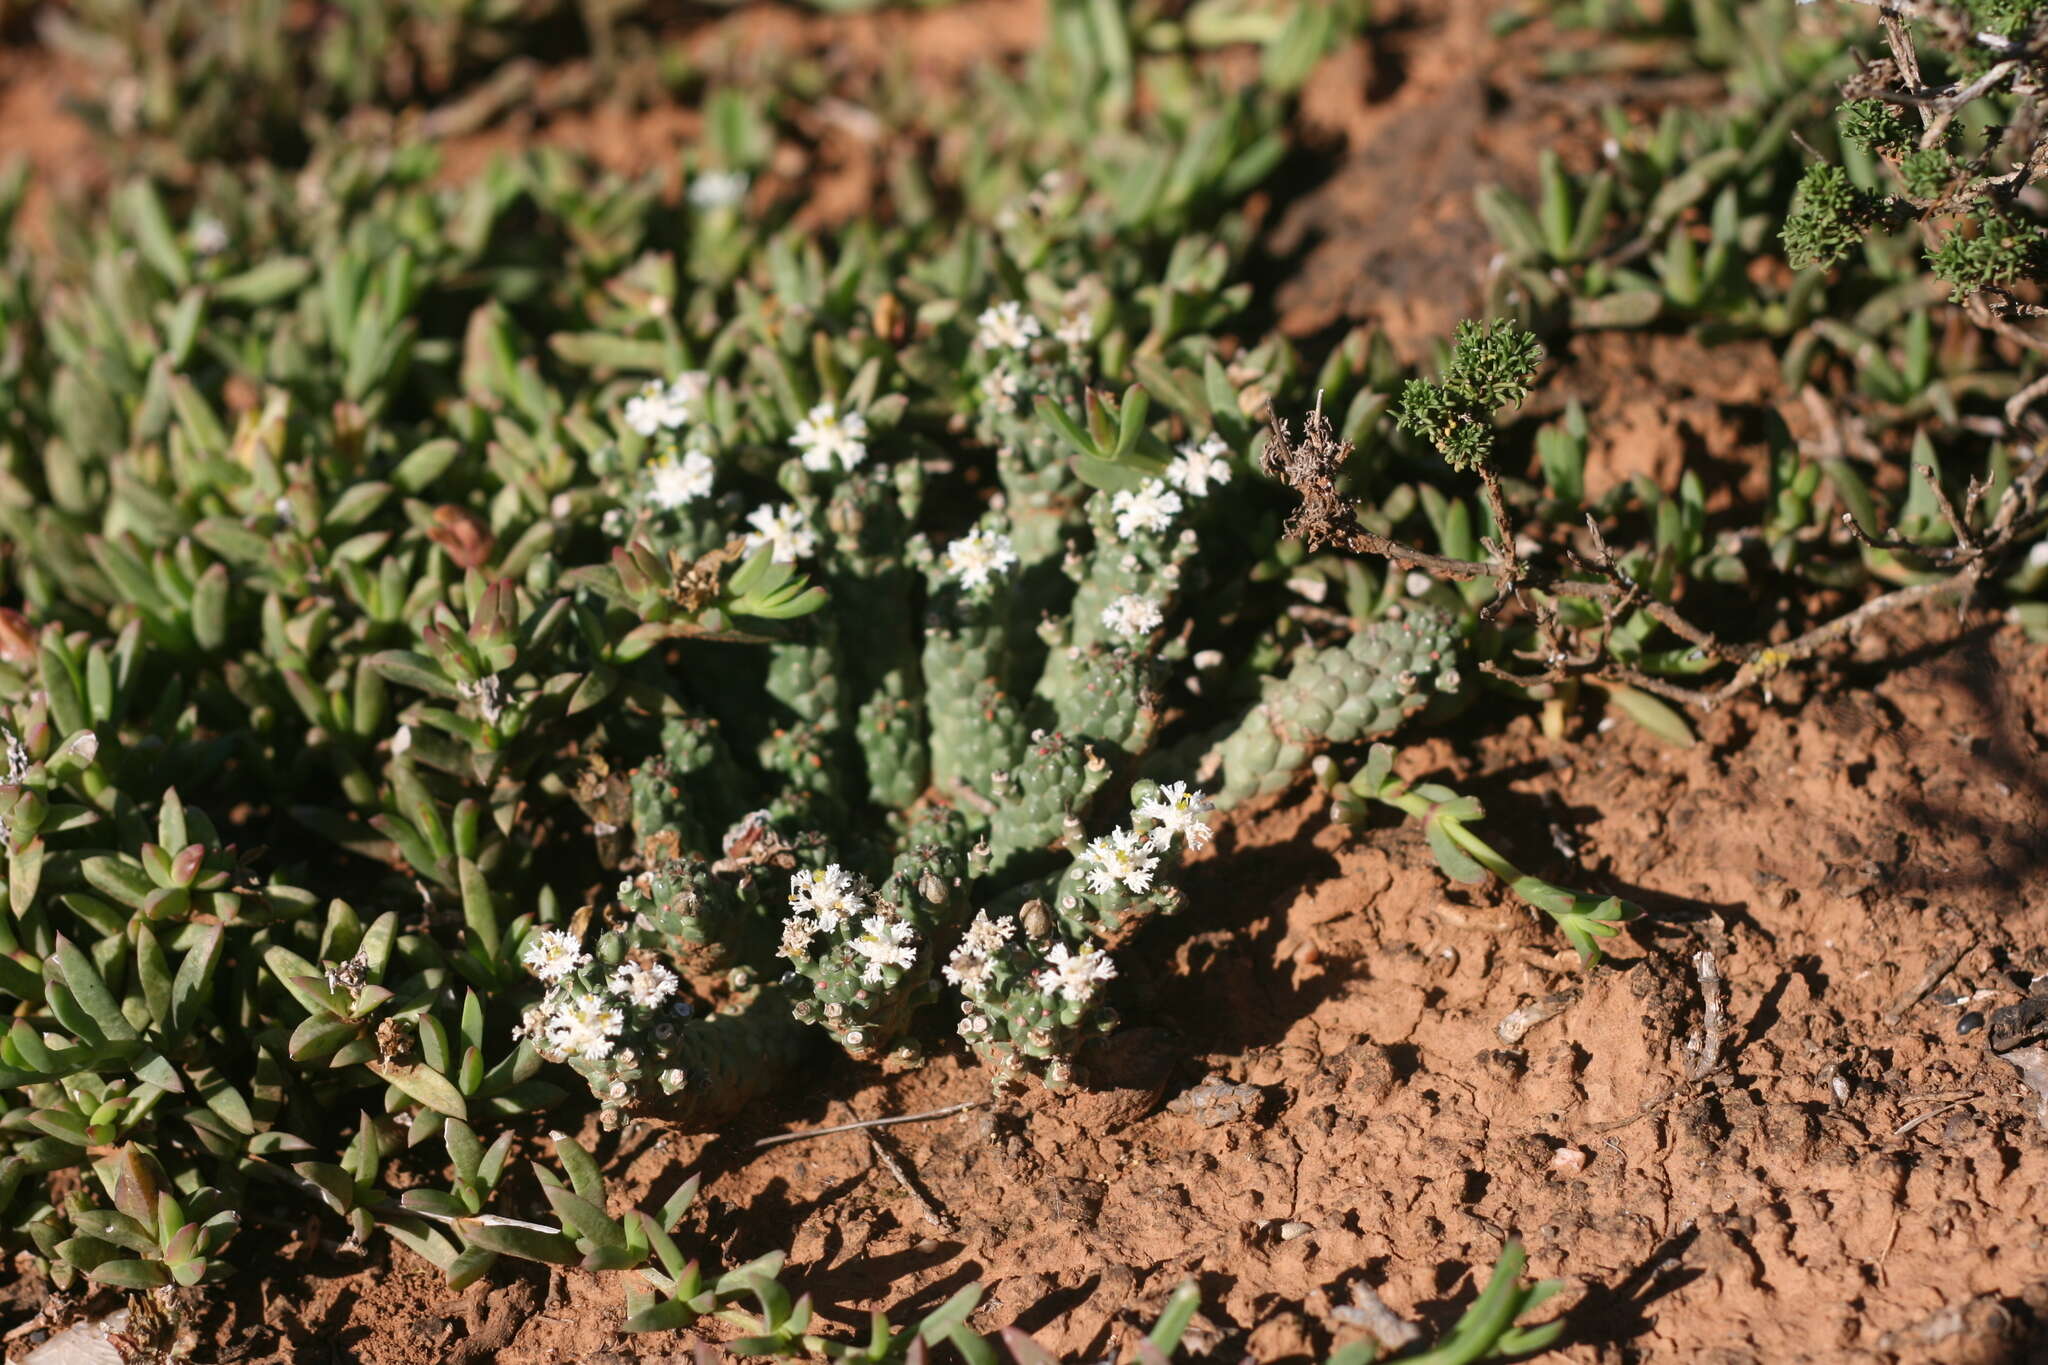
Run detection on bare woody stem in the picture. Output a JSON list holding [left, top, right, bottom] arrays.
[[1262, 402, 2048, 714]]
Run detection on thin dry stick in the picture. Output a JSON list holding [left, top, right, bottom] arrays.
[[752, 1099, 985, 1148], [1587, 1063, 1731, 1135], [1890, 1096, 1976, 1139], [867, 1132, 958, 1235], [1884, 944, 1970, 1026]]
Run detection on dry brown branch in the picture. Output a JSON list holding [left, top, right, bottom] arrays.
[[1263, 400, 2048, 714]]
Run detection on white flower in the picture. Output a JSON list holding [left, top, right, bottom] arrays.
[[1081, 828, 1159, 897], [944, 528, 1019, 590], [689, 169, 750, 209], [1166, 434, 1233, 498], [522, 928, 590, 983], [1036, 942, 1117, 1003], [390, 724, 413, 757], [976, 301, 1042, 352], [959, 910, 1015, 957], [780, 914, 819, 962], [624, 378, 692, 437], [609, 960, 680, 1009], [1110, 479, 1183, 538], [189, 214, 229, 258], [1137, 781, 1214, 851], [646, 450, 716, 509], [790, 402, 870, 473], [547, 991, 624, 1061], [942, 949, 992, 990], [980, 366, 1024, 413], [852, 914, 920, 983], [601, 507, 629, 537], [788, 864, 865, 931], [1100, 594, 1164, 643], [744, 503, 817, 564], [2027, 538, 2048, 569], [1056, 310, 1094, 349]]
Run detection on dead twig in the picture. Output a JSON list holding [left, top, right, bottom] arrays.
[[866, 1132, 958, 1235], [752, 1099, 985, 1149], [1889, 1096, 1977, 1139], [1262, 400, 2048, 715], [1587, 1063, 1731, 1134], [1884, 944, 1970, 1026]]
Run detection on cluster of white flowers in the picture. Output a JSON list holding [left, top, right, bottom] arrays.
[[1099, 593, 1164, 643], [539, 992, 625, 1061], [1081, 827, 1160, 896], [781, 863, 869, 961], [609, 959, 680, 1009], [944, 528, 1019, 590], [1056, 310, 1094, 349], [521, 927, 590, 983], [1137, 781, 1214, 851], [1036, 941, 1117, 1004], [744, 503, 817, 564], [688, 169, 751, 210], [645, 450, 716, 509], [1110, 479, 1183, 538], [976, 300, 1042, 352], [850, 913, 921, 983], [941, 909, 1016, 989], [1072, 783, 1211, 904], [1166, 434, 1233, 498], [790, 863, 866, 928], [624, 372, 709, 437], [516, 924, 692, 1063], [790, 401, 870, 473]]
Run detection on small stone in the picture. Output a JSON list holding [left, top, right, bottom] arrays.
[[1550, 1146, 1588, 1174], [1278, 1221, 1312, 1241], [1959, 1011, 1985, 1036]]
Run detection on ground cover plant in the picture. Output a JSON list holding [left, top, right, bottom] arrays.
[[4, 0, 2048, 1359]]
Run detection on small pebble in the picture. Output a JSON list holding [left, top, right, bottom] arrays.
[[1278, 1221, 1312, 1241], [1959, 1011, 1985, 1036], [1550, 1146, 1587, 1174]]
